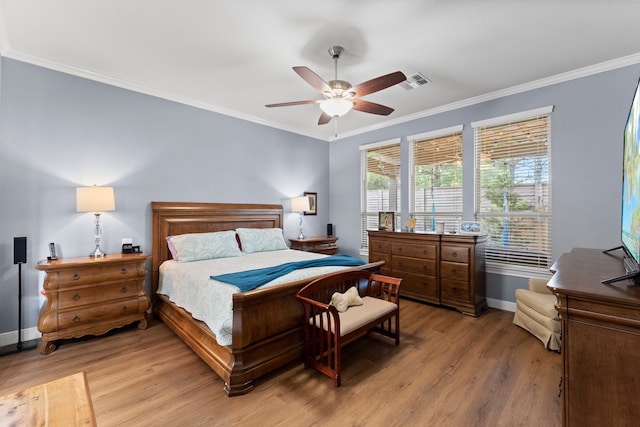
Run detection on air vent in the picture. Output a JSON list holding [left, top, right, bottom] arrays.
[[400, 72, 431, 90]]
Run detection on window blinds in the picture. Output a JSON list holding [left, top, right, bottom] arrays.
[[473, 108, 552, 267], [409, 127, 463, 233], [360, 139, 401, 249]]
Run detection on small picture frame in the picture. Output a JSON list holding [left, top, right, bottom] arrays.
[[460, 221, 482, 235], [378, 211, 395, 231], [304, 192, 317, 215]]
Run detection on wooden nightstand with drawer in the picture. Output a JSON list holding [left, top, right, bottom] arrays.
[[289, 236, 339, 255], [36, 253, 150, 354]]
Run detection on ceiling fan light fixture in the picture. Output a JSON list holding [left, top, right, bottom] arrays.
[[319, 98, 353, 117]]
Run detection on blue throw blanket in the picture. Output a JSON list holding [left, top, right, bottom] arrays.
[[211, 254, 365, 292]]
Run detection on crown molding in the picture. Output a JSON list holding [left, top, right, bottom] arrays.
[[4, 48, 640, 143]]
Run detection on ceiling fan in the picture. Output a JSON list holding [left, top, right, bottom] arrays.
[[266, 46, 407, 125]]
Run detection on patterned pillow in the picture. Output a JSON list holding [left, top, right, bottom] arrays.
[[166, 230, 241, 262], [236, 228, 288, 254]]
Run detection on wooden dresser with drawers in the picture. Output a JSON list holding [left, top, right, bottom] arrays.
[[368, 230, 487, 316], [36, 253, 150, 354]]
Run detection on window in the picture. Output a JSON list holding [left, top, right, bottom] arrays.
[[360, 138, 401, 249], [409, 125, 463, 233], [472, 106, 553, 268]]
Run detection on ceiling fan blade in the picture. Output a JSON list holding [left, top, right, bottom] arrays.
[[349, 71, 407, 97], [318, 111, 332, 125], [352, 99, 395, 116], [265, 100, 319, 108], [293, 66, 333, 95]]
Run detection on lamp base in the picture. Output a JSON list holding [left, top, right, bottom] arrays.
[[298, 212, 306, 240], [89, 246, 106, 258]]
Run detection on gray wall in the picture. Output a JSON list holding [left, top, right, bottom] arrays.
[[2, 56, 639, 339], [329, 64, 640, 303], [0, 58, 329, 337]]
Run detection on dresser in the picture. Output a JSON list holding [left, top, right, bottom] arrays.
[[368, 230, 486, 316], [548, 248, 640, 426], [36, 253, 150, 354], [289, 236, 338, 255]]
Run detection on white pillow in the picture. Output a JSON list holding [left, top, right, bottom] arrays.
[[236, 228, 288, 254], [330, 286, 364, 313], [167, 230, 241, 262]]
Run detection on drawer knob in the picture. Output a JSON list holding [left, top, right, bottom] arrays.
[[73, 315, 80, 323], [122, 306, 128, 312], [452, 252, 458, 258], [452, 269, 457, 275], [73, 273, 80, 280], [121, 268, 128, 275], [121, 285, 127, 293], [73, 293, 80, 301]]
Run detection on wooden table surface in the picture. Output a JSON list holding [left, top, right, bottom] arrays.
[[0, 371, 96, 426]]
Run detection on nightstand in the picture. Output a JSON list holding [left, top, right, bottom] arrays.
[[36, 253, 150, 354], [289, 236, 339, 255]]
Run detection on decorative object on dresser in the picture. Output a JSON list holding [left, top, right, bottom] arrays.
[[290, 196, 311, 239], [548, 248, 640, 426], [36, 253, 150, 355], [289, 236, 339, 255], [76, 185, 116, 258], [460, 221, 482, 235], [151, 202, 383, 396], [368, 230, 486, 316], [378, 211, 395, 231]]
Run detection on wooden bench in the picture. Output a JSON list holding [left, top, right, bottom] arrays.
[[295, 270, 402, 387]]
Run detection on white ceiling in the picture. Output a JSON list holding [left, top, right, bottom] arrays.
[[2, 1, 640, 141]]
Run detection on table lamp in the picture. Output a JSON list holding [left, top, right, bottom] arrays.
[[76, 185, 115, 258], [291, 196, 310, 240]]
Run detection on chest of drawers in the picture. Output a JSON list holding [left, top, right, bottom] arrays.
[[36, 253, 150, 354], [368, 230, 486, 316]]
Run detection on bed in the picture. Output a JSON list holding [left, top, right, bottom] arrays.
[[151, 201, 383, 396]]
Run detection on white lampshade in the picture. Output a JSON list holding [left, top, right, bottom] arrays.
[[291, 196, 310, 213], [319, 98, 353, 117], [76, 186, 116, 213]]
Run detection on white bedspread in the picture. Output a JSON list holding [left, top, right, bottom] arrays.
[[158, 249, 355, 346]]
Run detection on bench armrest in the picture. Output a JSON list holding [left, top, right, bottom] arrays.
[[366, 273, 402, 304]]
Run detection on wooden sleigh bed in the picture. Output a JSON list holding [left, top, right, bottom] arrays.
[[151, 202, 382, 396]]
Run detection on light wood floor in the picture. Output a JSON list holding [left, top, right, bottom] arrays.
[[0, 299, 562, 426]]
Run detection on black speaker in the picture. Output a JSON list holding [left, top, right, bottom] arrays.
[[14, 237, 27, 265], [327, 223, 333, 237]]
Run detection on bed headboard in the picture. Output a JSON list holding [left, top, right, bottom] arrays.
[[150, 202, 284, 296]]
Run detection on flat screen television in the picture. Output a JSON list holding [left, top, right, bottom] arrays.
[[603, 76, 640, 284]]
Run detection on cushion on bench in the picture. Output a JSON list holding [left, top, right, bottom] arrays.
[[311, 296, 398, 336]]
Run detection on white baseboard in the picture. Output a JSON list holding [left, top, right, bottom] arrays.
[[487, 298, 516, 312], [0, 327, 40, 347]]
